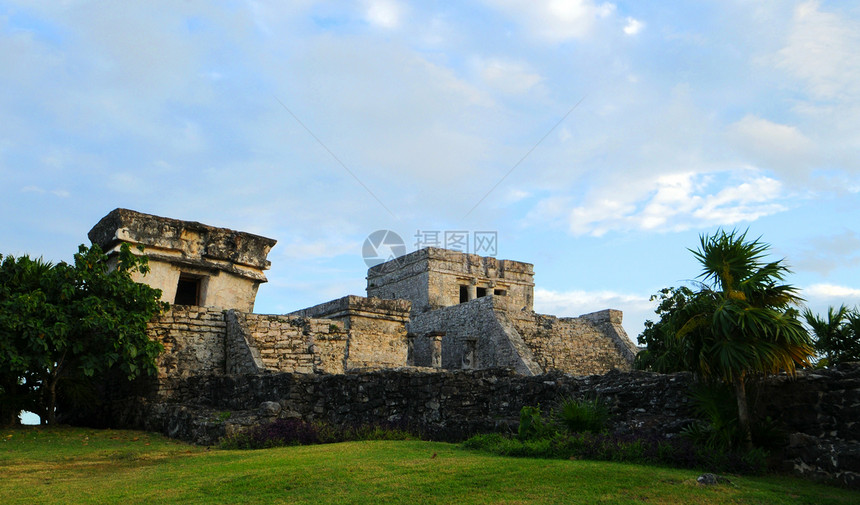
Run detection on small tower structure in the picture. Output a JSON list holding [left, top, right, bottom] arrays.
[[366, 247, 535, 316]]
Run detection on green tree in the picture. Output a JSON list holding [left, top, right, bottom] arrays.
[[804, 305, 860, 366], [634, 286, 696, 372], [636, 230, 813, 449], [0, 244, 167, 426]]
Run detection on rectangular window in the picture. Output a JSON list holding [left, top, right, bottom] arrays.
[[463, 339, 477, 369], [459, 285, 469, 303], [476, 287, 487, 298], [493, 289, 507, 296], [174, 275, 201, 306]]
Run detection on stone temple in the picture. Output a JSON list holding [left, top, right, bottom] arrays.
[[89, 209, 637, 379]]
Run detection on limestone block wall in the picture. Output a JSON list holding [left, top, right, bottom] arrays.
[[512, 309, 637, 375], [407, 296, 541, 375], [225, 311, 348, 374], [289, 295, 411, 370], [367, 247, 535, 315], [407, 295, 635, 376], [146, 306, 227, 394]]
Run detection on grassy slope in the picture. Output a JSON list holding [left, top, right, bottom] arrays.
[[1, 427, 858, 505]]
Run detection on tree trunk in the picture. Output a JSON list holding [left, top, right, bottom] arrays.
[[46, 376, 58, 425], [734, 375, 753, 451]]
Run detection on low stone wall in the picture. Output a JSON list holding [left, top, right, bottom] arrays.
[[121, 368, 695, 446], [110, 364, 860, 488]]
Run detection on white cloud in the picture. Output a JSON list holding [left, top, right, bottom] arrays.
[[777, 1, 860, 101], [623, 17, 643, 36], [484, 0, 616, 42], [691, 176, 786, 225], [20, 186, 69, 198], [727, 115, 815, 179], [363, 0, 405, 29], [804, 283, 860, 301], [560, 170, 787, 237], [477, 58, 543, 94]]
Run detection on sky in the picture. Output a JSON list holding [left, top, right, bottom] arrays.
[[2, 0, 860, 343]]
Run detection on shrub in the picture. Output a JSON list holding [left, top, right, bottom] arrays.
[[555, 395, 609, 434], [462, 431, 768, 475], [517, 405, 556, 441], [680, 384, 786, 452]]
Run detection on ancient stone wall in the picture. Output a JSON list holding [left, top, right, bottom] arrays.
[[513, 309, 638, 375], [289, 295, 411, 370], [149, 298, 408, 378], [225, 311, 348, 374], [106, 364, 860, 488], [407, 296, 635, 376], [147, 305, 227, 381], [407, 296, 541, 375]]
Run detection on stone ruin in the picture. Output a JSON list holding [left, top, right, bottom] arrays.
[[89, 209, 637, 378], [82, 209, 860, 488], [89, 208, 276, 313]]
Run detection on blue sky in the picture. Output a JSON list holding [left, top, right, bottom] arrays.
[[2, 0, 860, 342]]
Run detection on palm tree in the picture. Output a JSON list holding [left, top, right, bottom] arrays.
[[804, 305, 860, 366], [676, 229, 814, 449]]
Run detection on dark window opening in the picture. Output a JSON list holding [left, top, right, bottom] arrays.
[[459, 285, 469, 303], [494, 289, 507, 296], [463, 339, 477, 369], [476, 287, 487, 298], [406, 334, 415, 366], [175, 276, 200, 306]]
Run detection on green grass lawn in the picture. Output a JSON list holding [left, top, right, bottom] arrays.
[[1, 426, 858, 505]]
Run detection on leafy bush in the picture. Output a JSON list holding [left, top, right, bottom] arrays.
[[680, 384, 785, 451], [555, 395, 609, 434], [220, 419, 416, 450], [517, 405, 556, 441]]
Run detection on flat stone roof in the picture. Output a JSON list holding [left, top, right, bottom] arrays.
[[88, 208, 277, 277]]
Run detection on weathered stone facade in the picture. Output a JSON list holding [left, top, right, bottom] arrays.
[[366, 247, 636, 375], [147, 305, 227, 379], [289, 295, 411, 370], [89, 208, 276, 312], [89, 209, 638, 377], [367, 247, 535, 315], [513, 309, 638, 375], [225, 311, 349, 375], [146, 301, 410, 379]]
